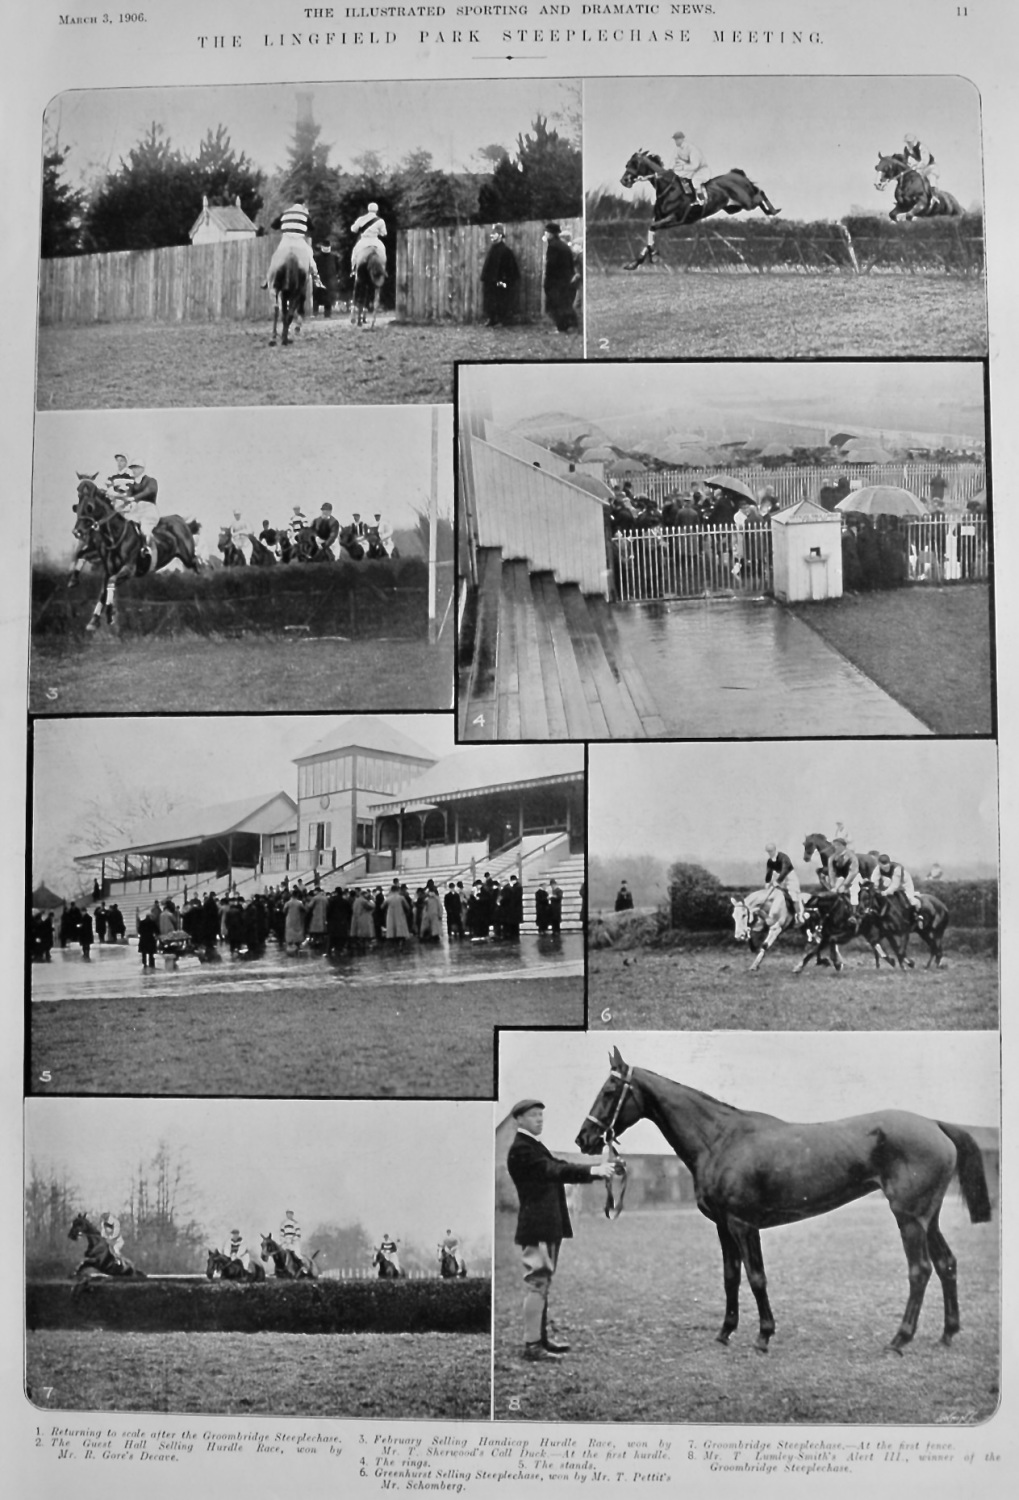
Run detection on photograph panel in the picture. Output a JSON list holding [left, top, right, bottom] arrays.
[[25, 1097, 492, 1419], [30, 404, 454, 714], [38, 79, 583, 411], [493, 1028, 999, 1424], [457, 359, 990, 739], [29, 715, 585, 1096], [587, 739, 998, 1032], [584, 75, 985, 359]]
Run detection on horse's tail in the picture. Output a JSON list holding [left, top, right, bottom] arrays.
[[937, 1120, 992, 1222]]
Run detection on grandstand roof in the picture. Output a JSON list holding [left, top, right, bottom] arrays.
[[366, 745, 583, 810], [294, 718, 438, 765], [76, 791, 297, 860]]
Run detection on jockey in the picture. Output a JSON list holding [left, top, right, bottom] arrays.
[[372, 513, 395, 556], [352, 511, 368, 538], [671, 130, 710, 204], [113, 462, 159, 549], [871, 852, 922, 916], [223, 1228, 251, 1270], [764, 843, 806, 923], [287, 504, 308, 551], [279, 1209, 302, 1266], [352, 200, 387, 246], [105, 453, 133, 497], [903, 134, 939, 204], [378, 1234, 401, 1272], [229, 507, 252, 563], [259, 518, 282, 559], [828, 839, 862, 908], [316, 502, 340, 552], [441, 1229, 466, 1275], [98, 1211, 125, 1265], [262, 201, 324, 290]]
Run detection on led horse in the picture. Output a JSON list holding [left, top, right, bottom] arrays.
[[577, 1049, 992, 1354]]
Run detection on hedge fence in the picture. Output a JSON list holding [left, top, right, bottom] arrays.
[[586, 216, 985, 275], [27, 1276, 490, 1335], [32, 560, 436, 640]]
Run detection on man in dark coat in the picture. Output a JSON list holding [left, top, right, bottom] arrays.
[[542, 222, 579, 333], [506, 1099, 616, 1360], [480, 224, 521, 327], [534, 882, 550, 935], [548, 879, 563, 935], [502, 874, 524, 941], [614, 882, 634, 913], [444, 882, 464, 940], [313, 243, 342, 317]]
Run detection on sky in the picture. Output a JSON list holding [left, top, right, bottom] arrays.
[[33, 405, 452, 563], [462, 361, 987, 448], [585, 75, 984, 221], [498, 1030, 1001, 1158], [589, 740, 998, 877], [26, 1097, 493, 1257], [32, 714, 458, 885], [45, 79, 580, 189]]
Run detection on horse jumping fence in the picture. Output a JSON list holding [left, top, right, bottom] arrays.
[[395, 218, 582, 324]]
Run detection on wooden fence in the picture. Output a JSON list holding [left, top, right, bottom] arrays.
[[395, 218, 582, 324], [639, 463, 986, 511], [39, 235, 291, 326]]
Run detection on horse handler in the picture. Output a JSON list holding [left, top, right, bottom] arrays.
[[506, 1099, 617, 1362]]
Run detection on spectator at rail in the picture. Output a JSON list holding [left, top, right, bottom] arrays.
[[385, 879, 412, 942], [548, 879, 564, 936], [841, 518, 864, 591], [137, 906, 159, 969], [534, 881, 551, 935], [326, 886, 351, 954], [350, 888, 375, 949], [543, 222, 580, 334], [78, 907, 94, 961], [372, 886, 386, 942], [94, 902, 109, 944], [307, 885, 330, 949], [467, 881, 488, 940], [502, 874, 524, 942], [420, 880, 444, 943], [854, 516, 882, 590], [444, 882, 465, 940], [107, 903, 126, 942], [223, 898, 246, 956], [480, 223, 521, 327], [929, 471, 948, 506], [158, 899, 180, 937], [313, 242, 342, 316], [614, 881, 635, 913], [283, 887, 307, 954]]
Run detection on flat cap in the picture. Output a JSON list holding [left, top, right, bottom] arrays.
[[511, 1098, 545, 1117]]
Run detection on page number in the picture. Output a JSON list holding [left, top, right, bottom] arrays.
[[957, 5, 967, 13]]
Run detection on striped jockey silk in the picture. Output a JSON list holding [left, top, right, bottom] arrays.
[[279, 206, 310, 237]]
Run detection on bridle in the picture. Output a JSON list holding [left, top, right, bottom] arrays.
[[584, 1064, 635, 1149]]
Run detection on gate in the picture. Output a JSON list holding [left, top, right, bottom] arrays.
[[613, 524, 773, 602]]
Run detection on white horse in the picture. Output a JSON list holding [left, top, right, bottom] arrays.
[[730, 886, 796, 972]]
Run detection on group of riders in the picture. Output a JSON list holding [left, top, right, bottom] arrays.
[[262, 198, 387, 309], [221, 503, 395, 566], [72, 1208, 466, 1281], [761, 832, 924, 930]]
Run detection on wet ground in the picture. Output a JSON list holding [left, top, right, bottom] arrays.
[[30, 937, 584, 1096], [613, 597, 931, 736]]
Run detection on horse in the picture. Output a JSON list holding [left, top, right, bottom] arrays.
[[270, 245, 307, 346], [576, 1048, 992, 1354], [372, 1248, 403, 1279], [363, 525, 395, 560], [293, 522, 336, 563], [439, 1247, 467, 1280], [259, 1233, 319, 1279], [351, 237, 386, 328], [730, 887, 798, 972], [206, 1248, 266, 1282], [859, 883, 950, 971], [68, 1213, 146, 1280], [873, 153, 963, 221], [794, 888, 905, 973], [802, 833, 880, 889], [620, 150, 780, 267], [69, 477, 202, 633], [338, 523, 365, 561], [217, 527, 247, 567]]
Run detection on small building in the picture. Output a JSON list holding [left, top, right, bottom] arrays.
[[189, 195, 258, 246], [771, 497, 843, 602]]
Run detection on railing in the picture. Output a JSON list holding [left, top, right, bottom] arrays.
[[614, 523, 773, 602], [905, 515, 989, 582]]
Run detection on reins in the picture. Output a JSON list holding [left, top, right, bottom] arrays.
[[585, 1065, 633, 1219]]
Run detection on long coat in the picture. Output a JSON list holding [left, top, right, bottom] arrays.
[[351, 894, 375, 941], [384, 890, 411, 939], [507, 1130, 597, 1246], [283, 896, 306, 945], [419, 890, 443, 940]]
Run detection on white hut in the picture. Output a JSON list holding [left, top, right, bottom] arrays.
[[189, 196, 258, 246], [770, 498, 843, 602]]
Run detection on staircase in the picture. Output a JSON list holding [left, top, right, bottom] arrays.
[[459, 548, 666, 740]]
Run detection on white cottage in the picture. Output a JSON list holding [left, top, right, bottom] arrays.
[[188, 195, 258, 246]]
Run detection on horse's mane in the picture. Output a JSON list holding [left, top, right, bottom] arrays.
[[634, 148, 664, 167]]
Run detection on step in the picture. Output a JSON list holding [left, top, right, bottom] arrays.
[[558, 585, 646, 738], [533, 573, 603, 738], [459, 547, 502, 740], [586, 596, 668, 736]]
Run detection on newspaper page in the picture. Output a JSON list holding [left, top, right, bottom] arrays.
[[2, 0, 1015, 1496]]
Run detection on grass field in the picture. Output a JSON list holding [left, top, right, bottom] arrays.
[[29, 635, 453, 714], [789, 586, 993, 735], [585, 270, 987, 358], [26, 1328, 489, 1417], [588, 946, 997, 1031], [36, 318, 582, 410], [493, 1202, 999, 1424], [30, 974, 583, 1096]]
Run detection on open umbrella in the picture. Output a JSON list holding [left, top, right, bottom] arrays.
[[757, 442, 794, 459], [606, 458, 646, 477], [842, 444, 897, 464], [835, 486, 927, 517], [580, 445, 618, 462], [664, 446, 718, 468], [703, 474, 757, 502]]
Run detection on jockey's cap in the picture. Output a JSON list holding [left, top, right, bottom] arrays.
[[765, 842, 777, 854], [878, 853, 892, 864], [114, 453, 127, 463], [904, 133, 918, 145], [321, 502, 333, 511], [832, 838, 846, 849], [511, 1098, 545, 1117], [129, 461, 145, 471], [368, 201, 379, 212], [374, 512, 382, 520], [672, 130, 685, 140]]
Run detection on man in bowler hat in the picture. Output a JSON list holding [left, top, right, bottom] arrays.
[[506, 1098, 617, 1361]]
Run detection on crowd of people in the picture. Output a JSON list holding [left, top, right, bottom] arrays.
[[31, 870, 574, 966]]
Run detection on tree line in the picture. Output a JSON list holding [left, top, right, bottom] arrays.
[[42, 114, 582, 259]]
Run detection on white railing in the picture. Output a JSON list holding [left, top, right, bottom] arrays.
[[639, 463, 985, 511], [905, 515, 989, 582], [614, 523, 773, 602]]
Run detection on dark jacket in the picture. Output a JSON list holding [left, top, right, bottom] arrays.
[[507, 1130, 596, 1246]]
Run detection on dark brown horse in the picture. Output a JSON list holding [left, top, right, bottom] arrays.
[[70, 477, 201, 633], [621, 150, 780, 267], [270, 244, 307, 346], [577, 1049, 992, 1353], [68, 1213, 146, 1280], [351, 237, 386, 328], [874, 153, 963, 220], [259, 1232, 319, 1279], [206, 1247, 267, 1282], [859, 882, 951, 970]]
